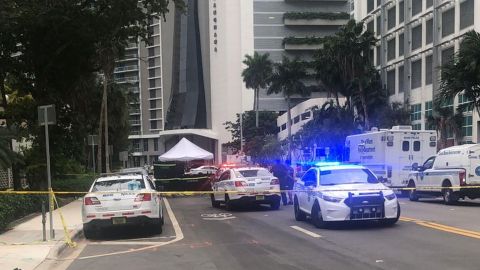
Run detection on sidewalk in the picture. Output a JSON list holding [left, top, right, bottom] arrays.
[[0, 199, 83, 270]]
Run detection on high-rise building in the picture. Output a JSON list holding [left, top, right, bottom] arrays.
[[120, 0, 254, 166], [353, 0, 478, 145], [253, 0, 350, 111]]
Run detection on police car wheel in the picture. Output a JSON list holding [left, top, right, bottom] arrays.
[[211, 194, 221, 208], [442, 188, 458, 205], [311, 202, 327, 229], [294, 197, 306, 221], [83, 227, 97, 239], [270, 197, 280, 210], [408, 181, 419, 201], [225, 195, 234, 211]]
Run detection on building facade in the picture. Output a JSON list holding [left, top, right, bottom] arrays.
[[253, 0, 350, 111], [120, 0, 254, 166], [353, 0, 478, 145]]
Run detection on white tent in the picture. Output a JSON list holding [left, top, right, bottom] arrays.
[[158, 137, 214, 162]]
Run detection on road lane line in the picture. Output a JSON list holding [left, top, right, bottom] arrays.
[[415, 222, 480, 240], [77, 197, 184, 260], [290, 226, 322, 238], [400, 216, 480, 240], [422, 222, 480, 237]]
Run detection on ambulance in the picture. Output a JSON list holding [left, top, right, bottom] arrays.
[[345, 126, 437, 189]]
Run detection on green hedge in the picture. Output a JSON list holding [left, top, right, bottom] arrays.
[[284, 12, 350, 21], [283, 36, 325, 45], [52, 174, 96, 192], [0, 194, 43, 232]]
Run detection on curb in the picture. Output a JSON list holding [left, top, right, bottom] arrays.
[[45, 226, 84, 260]]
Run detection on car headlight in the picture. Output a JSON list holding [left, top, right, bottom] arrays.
[[385, 193, 396, 201], [321, 194, 343, 203]]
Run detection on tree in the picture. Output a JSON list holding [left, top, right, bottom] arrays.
[[0, 128, 22, 170], [426, 106, 463, 149], [439, 31, 480, 115], [267, 56, 311, 159], [242, 52, 273, 128]]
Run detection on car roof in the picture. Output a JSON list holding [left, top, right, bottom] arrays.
[[234, 167, 267, 171], [314, 164, 367, 171], [95, 174, 144, 182]]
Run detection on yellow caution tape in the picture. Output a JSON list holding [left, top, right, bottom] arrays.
[[51, 189, 77, 248]]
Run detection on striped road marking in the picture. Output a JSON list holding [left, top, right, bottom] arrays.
[[290, 226, 322, 238]]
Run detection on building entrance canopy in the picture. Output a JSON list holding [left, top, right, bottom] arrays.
[[158, 137, 214, 161]]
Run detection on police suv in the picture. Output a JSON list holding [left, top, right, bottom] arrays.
[[293, 163, 400, 228]]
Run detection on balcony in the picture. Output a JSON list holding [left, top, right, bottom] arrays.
[[129, 108, 141, 115], [283, 12, 350, 26], [115, 76, 139, 84], [284, 36, 324, 51], [114, 65, 139, 73], [129, 119, 141, 126]]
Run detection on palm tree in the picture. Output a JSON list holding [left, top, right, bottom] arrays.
[[267, 56, 311, 159], [439, 30, 480, 115], [426, 106, 463, 149], [242, 52, 273, 128]]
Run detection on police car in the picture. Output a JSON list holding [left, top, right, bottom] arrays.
[[82, 172, 163, 238], [293, 163, 400, 228]]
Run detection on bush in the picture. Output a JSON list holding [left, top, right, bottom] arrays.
[[0, 194, 44, 232], [52, 174, 96, 193]]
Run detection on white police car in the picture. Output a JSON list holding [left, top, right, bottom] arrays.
[[293, 163, 400, 228]]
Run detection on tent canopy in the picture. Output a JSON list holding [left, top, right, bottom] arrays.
[[158, 137, 214, 162]]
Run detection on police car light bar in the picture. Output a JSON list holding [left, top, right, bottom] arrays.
[[314, 162, 342, 167]]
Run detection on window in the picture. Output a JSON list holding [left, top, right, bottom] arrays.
[[150, 100, 157, 109], [219, 171, 230, 181], [413, 141, 421, 151], [398, 33, 404, 56], [150, 89, 156, 98], [149, 68, 156, 78], [402, 141, 410, 151], [387, 69, 396, 96], [426, 0, 433, 8], [367, 21, 374, 33], [425, 101, 433, 118], [411, 103, 422, 121], [132, 139, 140, 152], [412, 0, 422, 16], [425, 55, 433, 85], [411, 25, 422, 51], [302, 169, 317, 186], [463, 115, 473, 137], [148, 47, 155, 57], [388, 7, 396, 30], [423, 157, 435, 169], [412, 123, 422, 130], [148, 58, 156, 67], [376, 46, 381, 66], [143, 139, 149, 152], [150, 120, 158, 130], [441, 47, 455, 66], [460, 0, 474, 30], [301, 112, 311, 120], [281, 123, 286, 131], [399, 1, 404, 23], [426, 19, 433, 45], [398, 65, 404, 93], [387, 38, 396, 61], [150, 110, 157, 119], [367, 0, 374, 13], [293, 116, 300, 124], [153, 138, 159, 151], [458, 93, 473, 112], [149, 79, 156, 88], [376, 16, 381, 36], [319, 169, 378, 185], [411, 59, 422, 89], [442, 8, 455, 37]]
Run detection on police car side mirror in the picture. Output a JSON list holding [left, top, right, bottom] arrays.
[[411, 163, 419, 171]]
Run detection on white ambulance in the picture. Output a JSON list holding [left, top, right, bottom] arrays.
[[345, 126, 437, 189]]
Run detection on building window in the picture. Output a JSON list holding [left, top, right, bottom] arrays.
[[387, 38, 396, 61], [281, 123, 286, 131], [460, 0, 474, 30], [149, 79, 156, 88], [388, 7, 396, 30], [148, 47, 155, 57], [412, 0, 422, 16], [367, 0, 374, 13], [411, 59, 422, 89], [150, 100, 157, 109], [411, 25, 422, 51], [132, 139, 140, 152], [463, 115, 473, 137], [411, 103, 422, 121], [398, 65, 404, 93], [150, 110, 157, 119], [426, 19, 433, 45], [442, 8, 455, 37], [143, 139, 149, 152], [425, 55, 433, 85], [376, 16, 381, 36], [367, 21, 374, 33], [458, 93, 473, 113], [441, 47, 455, 69], [412, 123, 422, 130], [398, 33, 404, 56], [154, 138, 159, 151], [426, 0, 433, 8], [148, 58, 156, 67], [425, 101, 433, 129], [151, 120, 158, 130], [387, 69, 396, 96], [301, 112, 311, 120], [376, 46, 381, 66], [399, 1, 404, 23], [149, 68, 156, 78], [293, 116, 300, 124], [149, 89, 156, 99]]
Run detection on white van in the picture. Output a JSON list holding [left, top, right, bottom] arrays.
[[345, 126, 437, 189], [407, 144, 480, 204]]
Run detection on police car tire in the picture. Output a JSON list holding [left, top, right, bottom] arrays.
[[311, 202, 327, 229], [151, 220, 163, 234], [442, 188, 458, 205], [83, 228, 97, 239], [270, 198, 280, 210], [211, 194, 221, 208], [294, 197, 306, 221], [225, 195, 234, 211], [408, 181, 419, 201]]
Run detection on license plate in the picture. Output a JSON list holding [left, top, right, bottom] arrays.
[[255, 195, 264, 200], [112, 217, 126, 225]]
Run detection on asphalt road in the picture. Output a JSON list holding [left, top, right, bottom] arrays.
[[51, 196, 480, 270]]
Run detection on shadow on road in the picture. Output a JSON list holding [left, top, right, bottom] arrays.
[[88, 225, 162, 241]]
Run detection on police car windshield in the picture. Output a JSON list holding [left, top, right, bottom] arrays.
[[235, 169, 271, 178], [92, 179, 146, 192], [320, 169, 378, 185]]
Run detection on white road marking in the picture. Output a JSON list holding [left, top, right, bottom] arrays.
[[290, 226, 322, 238], [201, 213, 236, 221], [77, 197, 184, 260]]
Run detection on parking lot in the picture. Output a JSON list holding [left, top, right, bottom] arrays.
[[45, 196, 480, 270]]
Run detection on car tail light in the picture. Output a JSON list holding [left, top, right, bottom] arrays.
[[135, 193, 152, 202], [84, 197, 101, 205], [234, 181, 247, 187], [459, 170, 466, 186], [270, 178, 279, 185]]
